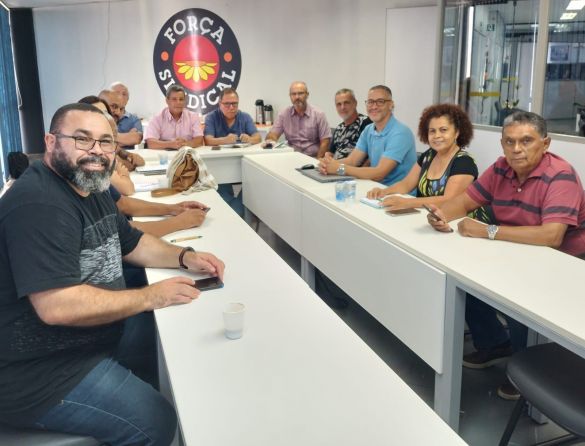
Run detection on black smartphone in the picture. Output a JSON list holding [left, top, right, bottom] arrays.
[[386, 208, 420, 216], [264, 142, 274, 149], [193, 276, 224, 291], [301, 163, 315, 170], [203, 207, 211, 213], [422, 205, 442, 221]]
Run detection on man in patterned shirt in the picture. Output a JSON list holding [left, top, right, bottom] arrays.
[[329, 88, 371, 161]]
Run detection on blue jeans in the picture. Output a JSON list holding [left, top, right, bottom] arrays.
[[34, 313, 175, 445], [218, 183, 244, 217], [466, 294, 528, 352]]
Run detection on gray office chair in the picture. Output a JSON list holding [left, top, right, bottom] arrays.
[[499, 343, 585, 446]]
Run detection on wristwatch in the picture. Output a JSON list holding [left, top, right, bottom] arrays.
[[337, 164, 346, 176], [487, 225, 499, 240], [179, 246, 195, 269]]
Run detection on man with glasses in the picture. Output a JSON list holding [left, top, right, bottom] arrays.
[[145, 84, 204, 150], [427, 110, 585, 400], [204, 88, 260, 146], [110, 82, 144, 149], [0, 103, 224, 443], [264, 81, 331, 158], [319, 84, 416, 186], [203, 88, 260, 216], [99, 88, 143, 149]]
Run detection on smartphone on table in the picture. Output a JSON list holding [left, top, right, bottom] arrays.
[[193, 276, 224, 291]]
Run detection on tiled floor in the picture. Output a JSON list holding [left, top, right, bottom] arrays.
[[254, 220, 583, 446]]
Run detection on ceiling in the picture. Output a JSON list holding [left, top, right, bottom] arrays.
[[1, 0, 120, 8]]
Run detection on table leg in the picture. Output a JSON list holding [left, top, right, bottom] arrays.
[[301, 257, 315, 290], [434, 276, 466, 431]]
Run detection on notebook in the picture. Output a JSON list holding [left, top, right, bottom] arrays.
[[295, 168, 355, 183]]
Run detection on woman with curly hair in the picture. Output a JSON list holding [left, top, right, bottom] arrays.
[[367, 103, 479, 210]]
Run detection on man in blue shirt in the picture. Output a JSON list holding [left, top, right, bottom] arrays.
[[204, 88, 261, 216], [100, 86, 143, 149], [318, 85, 416, 186]]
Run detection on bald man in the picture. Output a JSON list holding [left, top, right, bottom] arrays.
[[100, 88, 143, 149], [265, 81, 331, 158]]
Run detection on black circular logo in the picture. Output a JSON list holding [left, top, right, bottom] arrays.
[[153, 9, 242, 114]]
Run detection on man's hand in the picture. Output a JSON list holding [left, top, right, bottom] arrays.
[[318, 152, 339, 175], [457, 217, 487, 238], [173, 209, 207, 228], [145, 276, 200, 310], [225, 133, 238, 144], [168, 201, 208, 215], [183, 250, 225, 280], [426, 205, 453, 233], [239, 133, 251, 143], [367, 187, 385, 199]]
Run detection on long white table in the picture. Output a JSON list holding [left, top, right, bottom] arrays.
[[241, 151, 585, 430], [129, 144, 292, 184], [135, 187, 466, 445]]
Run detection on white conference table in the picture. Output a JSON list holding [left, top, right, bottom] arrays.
[[128, 143, 292, 184], [134, 187, 467, 445], [241, 151, 585, 430]]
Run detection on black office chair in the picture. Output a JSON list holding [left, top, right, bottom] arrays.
[[499, 343, 585, 446]]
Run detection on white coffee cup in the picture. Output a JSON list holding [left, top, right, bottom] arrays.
[[223, 302, 245, 340]]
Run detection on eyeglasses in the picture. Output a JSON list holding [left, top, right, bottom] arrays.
[[365, 99, 392, 107], [52, 133, 118, 153], [220, 102, 239, 108]]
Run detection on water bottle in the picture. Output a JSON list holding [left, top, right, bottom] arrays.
[[345, 180, 357, 202], [335, 181, 346, 202], [255, 99, 264, 124]]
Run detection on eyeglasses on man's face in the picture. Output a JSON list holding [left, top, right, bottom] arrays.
[[52, 133, 118, 154], [365, 99, 392, 107], [221, 102, 239, 108]]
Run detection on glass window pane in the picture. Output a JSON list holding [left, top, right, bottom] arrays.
[[543, 0, 585, 136], [441, 0, 540, 126]]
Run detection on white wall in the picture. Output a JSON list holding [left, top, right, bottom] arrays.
[[33, 0, 436, 131], [385, 5, 437, 152]]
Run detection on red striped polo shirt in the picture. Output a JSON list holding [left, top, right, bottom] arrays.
[[467, 152, 585, 258]]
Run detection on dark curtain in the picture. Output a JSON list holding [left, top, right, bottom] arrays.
[[0, 7, 23, 186]]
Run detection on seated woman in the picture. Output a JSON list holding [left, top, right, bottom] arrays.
[[367, 103, 480, 211]]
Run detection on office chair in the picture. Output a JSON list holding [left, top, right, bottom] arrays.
[[499, 343, 585, 446]]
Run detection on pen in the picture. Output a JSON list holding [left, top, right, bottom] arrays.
[[170, 235, 202, 243]]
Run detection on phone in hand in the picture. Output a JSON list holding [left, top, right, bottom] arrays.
[[192, 276, 224, 291], [422, 205, 454, 232], [203, 207, 211, 213]]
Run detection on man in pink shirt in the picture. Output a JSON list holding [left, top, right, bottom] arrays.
[[145, 85, 203, 150], [264, 81, 331, 157], [427, 110, 585, 399]]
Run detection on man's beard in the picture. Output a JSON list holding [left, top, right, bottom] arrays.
[[52, 146, 114, 193]]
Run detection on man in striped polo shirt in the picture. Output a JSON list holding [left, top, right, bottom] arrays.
[[427, 110, 585, 399]]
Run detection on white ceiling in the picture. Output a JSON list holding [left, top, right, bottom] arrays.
[[1, 0, 120, 8]]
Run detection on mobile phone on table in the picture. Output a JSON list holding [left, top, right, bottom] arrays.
[[193, 276, 224, 291], [203, 207, 211, 213], [386, 208, 420, 216]]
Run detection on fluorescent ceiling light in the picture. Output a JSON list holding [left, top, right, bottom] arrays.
[[561, 12, 578, 20], [567, 0, 585, 11]]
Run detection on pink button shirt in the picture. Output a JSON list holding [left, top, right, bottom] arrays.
[[145, 108, 202, 141], [270, 104, 331, 157]]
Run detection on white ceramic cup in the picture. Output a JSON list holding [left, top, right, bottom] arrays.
[[223, 302, 245, 340]]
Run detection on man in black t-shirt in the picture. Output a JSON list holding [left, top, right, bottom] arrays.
[[328, 88, 371, 161], [0, 103, 225, 445]]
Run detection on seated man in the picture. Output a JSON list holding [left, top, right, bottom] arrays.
[[264, 81, 331, 158], [98, 89, 143, 149], [145, 85, 203, 150], [204, 88, 260, 216], [319, 85, 416, 186], [0, 103, 224, 443], [330, 88, 371, 161], [428, 110, 585, 399], [111, 82, 144, 149]]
